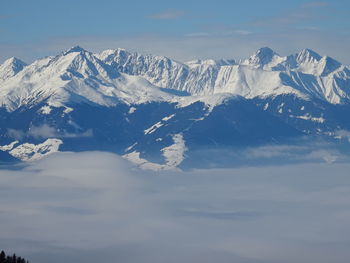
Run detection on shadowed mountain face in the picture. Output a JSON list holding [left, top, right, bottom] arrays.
[[1, 46, 350, 169]]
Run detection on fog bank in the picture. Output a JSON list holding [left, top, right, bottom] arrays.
[[1, 151, 350, 263]]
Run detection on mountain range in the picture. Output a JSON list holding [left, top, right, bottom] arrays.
[[1, 46, 350, 169]]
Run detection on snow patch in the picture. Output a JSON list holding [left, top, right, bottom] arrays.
[[63, 107, 74, 113], [125, 142, 137, 152], [290, 114, 325, 123], [39, 106, 52, 114], [0, 140, 19, 151], [128, 107, 136, 114], [123, 151, 166, 171], [9, 139, 63, 161], [162, 114, 175, 121], [123, 134, 187, 171], [144, 122, 163, 135], [161, 134, 187, 168]]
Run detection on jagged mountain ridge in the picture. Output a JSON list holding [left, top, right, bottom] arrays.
[[1, 46, 349, 111], [1, 46, 350, 169], [97, 46, 350, 104]]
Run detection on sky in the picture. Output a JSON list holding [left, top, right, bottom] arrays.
[[1, 0, 350, 64], [1, 151, 350, 263]]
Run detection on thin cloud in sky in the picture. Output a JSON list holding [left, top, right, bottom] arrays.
[[184, 29, 252, 38], [2, 27, 350, 67], [233, 30, 252, 35], [251, 1, 330, 27], [148, 10, 185, 20], [302, 1, 329, 8], [184, 32, 211, 37], [0, 14, 11, 20]]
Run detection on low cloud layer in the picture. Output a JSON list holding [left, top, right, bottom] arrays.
[[183, 140, 350, 169], [1, 152, 350, 263], [7, 125, 93, 140], [148, 10, 185, 20]]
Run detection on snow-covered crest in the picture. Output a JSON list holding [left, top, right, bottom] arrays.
[[96, 46, 350, 104], [1, 46, 350, 112]]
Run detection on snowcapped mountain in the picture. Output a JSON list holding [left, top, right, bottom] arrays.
[[1, 46, 350, 168], [0, 46, 175, 112], [0, 57, 27, 81]]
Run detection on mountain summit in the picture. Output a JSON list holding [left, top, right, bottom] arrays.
[[63, 45, 87, 55], [296, 48, 322, 63], [245, 47, 279, 66], [0, 57, 27, 81]]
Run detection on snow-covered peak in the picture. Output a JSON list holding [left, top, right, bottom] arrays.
[[96, 48, 191, 91], [296, 48, 322, 64], [0, 57, 27, 80], [97, 48, 131, 63], [63, 45, 87, 55], [97, 48, 186, 72], [55, 45, 119, 79], [2, 57, 26, 66], [244, 47, 280, 67], [290, 49, 342, 76]]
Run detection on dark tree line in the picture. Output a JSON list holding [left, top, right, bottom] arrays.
[[0, 251, 28, 263]]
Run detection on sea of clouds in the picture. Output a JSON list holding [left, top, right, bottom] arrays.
[[1, 151, 350, 263]]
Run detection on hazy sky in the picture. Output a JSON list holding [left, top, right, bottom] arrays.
[[1, 0, 350, 64], [1, 151, 350, 263]]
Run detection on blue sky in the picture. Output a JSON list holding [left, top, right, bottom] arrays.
[[1, 0, 350, 64]]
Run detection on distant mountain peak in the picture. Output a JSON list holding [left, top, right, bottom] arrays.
[[256, 47, 275, 54], [4, 56, 25, 64], [297, 48, 322, 63], [63, 45, 87, 55], [0, 57, 27, 80], [97, 48, 132, 64], [247, 47, 279, 66], [2, 57, 27, 68]]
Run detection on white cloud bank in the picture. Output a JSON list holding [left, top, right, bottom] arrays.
[[1, 151, 350, 263]]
